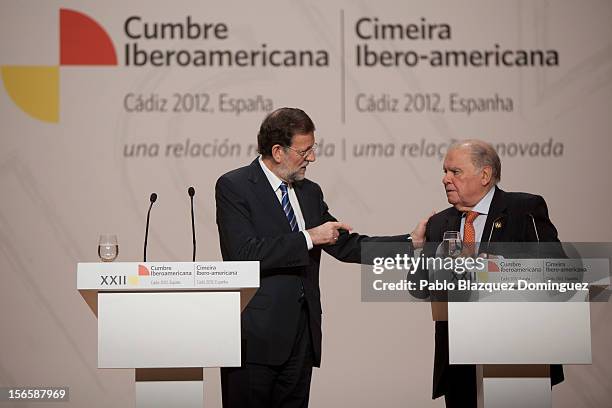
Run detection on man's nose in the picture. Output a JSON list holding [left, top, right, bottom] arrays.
[[306, 149, 316, 162], [442, 172, 451, 184]]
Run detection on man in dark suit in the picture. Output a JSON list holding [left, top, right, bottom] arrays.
[[215, 107, 427, 408], [421, 139, 564, 407]]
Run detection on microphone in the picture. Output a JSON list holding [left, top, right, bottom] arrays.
[[483, 215, 505, 255], [527, 213, 541, 259], [528, 213, 540, 243], [144, 193, 157, 262], [188, 187, 196, 262], [487, 216, 504, 244]]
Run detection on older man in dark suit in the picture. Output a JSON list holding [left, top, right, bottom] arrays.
[[421, 139, 564, 407], [215, 107, 427, 408]]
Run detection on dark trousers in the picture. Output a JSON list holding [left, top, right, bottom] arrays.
[[221, 300, 314, 408], [442, 364, 477, 408], [434, 322, 477, 408]]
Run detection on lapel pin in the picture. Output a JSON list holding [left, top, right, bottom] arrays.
[[494, 221, 503, 229]]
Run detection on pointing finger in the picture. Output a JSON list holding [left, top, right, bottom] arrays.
[[334, 222, 353, 232]]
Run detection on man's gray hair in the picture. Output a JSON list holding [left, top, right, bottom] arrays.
[[448, 139, 501, 184]]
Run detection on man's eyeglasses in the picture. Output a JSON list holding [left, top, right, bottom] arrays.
[[285, 143, 318, 158]]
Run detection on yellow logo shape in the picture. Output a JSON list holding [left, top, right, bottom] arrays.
[[1, 66, 59, 123]]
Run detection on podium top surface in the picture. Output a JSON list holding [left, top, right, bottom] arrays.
[[77, 261, 259, 291]]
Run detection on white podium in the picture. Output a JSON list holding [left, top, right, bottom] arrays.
[[429, 256, 609, 408], [77, 261, 259, 408], [445, 258, 601, 408]]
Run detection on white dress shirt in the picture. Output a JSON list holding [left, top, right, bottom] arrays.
[[258, 156, 314, 250], [459, 186, 496, 252]]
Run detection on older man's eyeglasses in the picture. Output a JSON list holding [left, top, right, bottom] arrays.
[[285, 143, 318, 158]]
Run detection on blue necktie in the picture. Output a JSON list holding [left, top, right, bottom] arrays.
[[279, 183, 298, 232]]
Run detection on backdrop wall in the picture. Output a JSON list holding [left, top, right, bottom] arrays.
[[1, 1, 611, 406]]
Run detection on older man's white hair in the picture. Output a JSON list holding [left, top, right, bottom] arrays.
[[448, 139, 501, 184]]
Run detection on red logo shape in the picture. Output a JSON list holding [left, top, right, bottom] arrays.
[[138, 265, 150, 276], [60, 9, 117, 65], [488, 260, 500, 272]]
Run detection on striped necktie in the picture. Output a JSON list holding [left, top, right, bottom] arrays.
[[279, 183, 298, 232]]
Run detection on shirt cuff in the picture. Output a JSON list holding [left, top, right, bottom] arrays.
[[302, 230, 314, 250]]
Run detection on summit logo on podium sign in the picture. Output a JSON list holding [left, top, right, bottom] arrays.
[[126, 264, 151, 286], [131, 263, 195, 287]]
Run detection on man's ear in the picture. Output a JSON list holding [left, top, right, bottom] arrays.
[[481, 165, 493, 186], [271, 144, 284, 163]]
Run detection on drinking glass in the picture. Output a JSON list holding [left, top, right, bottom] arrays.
[[98, 234, 118, 262], [442, 231, 462, 257]]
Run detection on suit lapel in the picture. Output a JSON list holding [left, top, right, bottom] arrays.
[[293, 181, 317, 229], [444, 208, 462, 234], [481, 187, 508, 251], [247, 159, 293, 232]]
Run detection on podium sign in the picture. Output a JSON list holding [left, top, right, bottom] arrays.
[[77, 261, 259, 291]]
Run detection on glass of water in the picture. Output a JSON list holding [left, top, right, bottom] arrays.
[[442, 231, 462, 257], [98, 234, 118, 262]]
